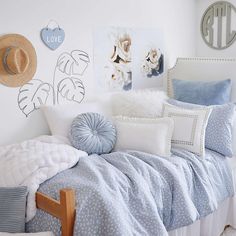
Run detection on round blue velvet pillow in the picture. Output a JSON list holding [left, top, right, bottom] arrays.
[[69, 112, 117, 155]]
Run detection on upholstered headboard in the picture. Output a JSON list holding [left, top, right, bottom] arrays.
[[167, 58, 236, 102]]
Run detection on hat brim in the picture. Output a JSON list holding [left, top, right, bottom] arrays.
[[0, 34, 37, 87]]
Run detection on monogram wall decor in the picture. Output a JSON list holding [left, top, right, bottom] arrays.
[[201, 1, 236, 50]]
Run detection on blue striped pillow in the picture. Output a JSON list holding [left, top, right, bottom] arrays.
[[0, 186, 28, 233]]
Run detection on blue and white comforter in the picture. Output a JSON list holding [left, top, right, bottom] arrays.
[[27, 149, 234, 236]]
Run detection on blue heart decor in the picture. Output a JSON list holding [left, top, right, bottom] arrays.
[[41, 27, 65, 50]]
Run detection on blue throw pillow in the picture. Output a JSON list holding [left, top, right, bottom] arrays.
[[172, 79, 232, 105], [168, 99, 235, 157], [69, 112, 117, 155], [0, 186, 28, 233]]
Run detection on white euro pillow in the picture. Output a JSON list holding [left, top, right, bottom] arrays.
[[113, 116, 174, 157], [112, 89, 167, 118], [162, 104, 212, 157], [41, 102, 111, 137]]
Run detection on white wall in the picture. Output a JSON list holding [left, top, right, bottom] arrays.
[[0, 0, 196, 146], [196, 0, 236, 57]]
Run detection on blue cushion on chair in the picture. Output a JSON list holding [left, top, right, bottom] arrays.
[[172, 79, 232, 105], [69, 112, 117, 155]]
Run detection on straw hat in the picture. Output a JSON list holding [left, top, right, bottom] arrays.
[[0, 34, 37, 87]]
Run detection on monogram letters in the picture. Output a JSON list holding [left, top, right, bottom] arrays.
[[201, 1, 236, 49]]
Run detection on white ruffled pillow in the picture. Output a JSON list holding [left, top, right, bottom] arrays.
[[112, 89, 167, 118]]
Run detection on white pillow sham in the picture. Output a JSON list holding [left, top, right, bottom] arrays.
[[113, 116, 174, 157], [112, 89, 167, 118], [162, 104, 211, 157], [41, 102, 111, 137]]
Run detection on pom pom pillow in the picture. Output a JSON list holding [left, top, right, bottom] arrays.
[[69, 113, 116, 155]]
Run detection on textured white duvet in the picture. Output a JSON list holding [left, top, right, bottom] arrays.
[[0, 135, 87, 221]]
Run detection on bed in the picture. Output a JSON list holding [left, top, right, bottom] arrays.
[[2, 57, 236, 236], [27, 148, 235, 236]]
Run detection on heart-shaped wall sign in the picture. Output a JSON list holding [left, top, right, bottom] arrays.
[[41, 27, 65, 50]]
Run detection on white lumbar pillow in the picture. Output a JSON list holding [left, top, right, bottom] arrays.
[[162, 104, 211, 157], [113, 116, 174, 157], [41, 102, 111, 137], [112, 89, 168, 118]]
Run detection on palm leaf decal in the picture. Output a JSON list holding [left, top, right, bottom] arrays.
[[18, 80, 52, 117], [56, 53, 74, 75], [17, 49, 89, 117], [57, 50, 90, 76], [57, 77, 85, 103], [71, 50, 90, 75]]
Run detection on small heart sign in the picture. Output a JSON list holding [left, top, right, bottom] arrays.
[[41, 27, 65, 50]]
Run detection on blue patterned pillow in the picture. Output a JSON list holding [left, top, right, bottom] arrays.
[[69, 112, 117, 155], [172, 79, 231, 105], [168, 99, 235, 157]]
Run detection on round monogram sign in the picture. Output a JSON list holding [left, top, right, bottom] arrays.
[[201, 1, 236, 50]]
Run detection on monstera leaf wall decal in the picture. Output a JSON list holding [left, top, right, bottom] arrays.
[[57, 53, 74, 75], [57, 77, 85, 103], [57, 50, 90, 76], [18, 80, 53, 117], [17, 49, 90, 117], [54, 50, 89, 104]]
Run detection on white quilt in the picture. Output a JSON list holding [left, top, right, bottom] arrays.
[[0, 135, 88, 221]]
